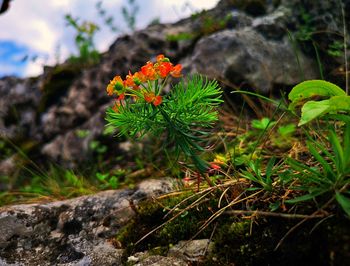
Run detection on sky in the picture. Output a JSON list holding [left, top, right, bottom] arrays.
[[0, 0, 219, 78]]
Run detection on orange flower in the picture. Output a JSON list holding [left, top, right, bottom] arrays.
[[156, 54, 165, 62], [125, 71, 139, 89], [170, 64, 182, 78], [107, 75, 124, 96], [210, 163, 221, 170], [143, 92, 162, 106], [117, 93, 125, 100], [157, 61, 173, 78], [132, 71, 146, 85], [141, 61, 157, 80], [153, 95, 162, 106], [156, 54, 170, 63]]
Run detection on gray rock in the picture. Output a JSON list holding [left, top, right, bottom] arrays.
[[168, 239, 214, 262], [128, 252, 187, 266], [0, 155, 17, 177], [0, 178, 173, 265], [0, 77, 41, 140], [184, 28, 318, 92]]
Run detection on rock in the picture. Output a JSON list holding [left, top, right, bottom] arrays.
[[168, 239, 214, 262], [0, 178, 173, 265], [0, 216, 32, 248], [0, 77, 41, 140], [0, 155, 16, 177], [184, 28, 318, 92], [127, 252, 187, 266], [126, 239, 214, 265]]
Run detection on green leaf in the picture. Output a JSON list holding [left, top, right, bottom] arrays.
[[298, 95, 350, 125], [288, 80, 345, 111], [251, 118, 276, 130], [96, 172, 109, 181], [325, 114, 350, 123], [306, 141, 336, 182], [269, 201, 280, 212], [299, 100, 331, 125], [266, 156, 276, 179], [286, 157, 322, 177], [335, 192, 350, 217], [329, 129, 344, 173], [286, 188, 326, 203], [344, 122, 350, 167], [278, 124, 296, 137], [108, 176, 119, 189]]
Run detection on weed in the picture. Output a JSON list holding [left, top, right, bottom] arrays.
[[285, 79, 350, 217], [327, 40, 344, 57], [121, 0, 139, 32], [65, 14, 100, 66], [96, 171, 122, 189], [95, 1, 119, 32], [240, 157, 278, 192]]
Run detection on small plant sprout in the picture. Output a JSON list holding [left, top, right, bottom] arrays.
[[105, 54, 223, 175]]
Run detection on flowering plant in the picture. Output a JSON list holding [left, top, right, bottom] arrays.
[[105, 55, 222, 172]]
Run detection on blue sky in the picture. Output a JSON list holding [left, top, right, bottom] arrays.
[[0, 0, 219, 78]]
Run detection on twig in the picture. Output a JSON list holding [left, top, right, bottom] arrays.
[[224, 210, 327, 219], [275, 195, 335, 251]]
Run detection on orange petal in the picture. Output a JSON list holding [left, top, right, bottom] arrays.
[[144, 92, 155, 103], [153, 95, 162, 106], [156, 54, 165, 62], [170, 64, 182, 77]]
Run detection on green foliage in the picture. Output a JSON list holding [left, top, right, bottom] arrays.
[[166, 32, 195, 42], [240, 157, 278, 192], [251, 117, 276, 131], [121, 0, 139, 32], [327, 40, 344, 57], [106, 75, 223, 172], [75, 129, 90, 138], [95, 1, 119, 32], [96, 171, 122, 189], [299, 96, 350, 125], [89, 140, 107, 154], [166, 12, 232, 43], [295, 7, 316, 42], [285, 122, 350, 217], [277, 123, 296, 137], [288, 80, 348, 125], [287, 80, 350, 215], [65, 14, 100, 65]]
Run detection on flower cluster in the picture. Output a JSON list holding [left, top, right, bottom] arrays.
[[106, 54, 182, 111]]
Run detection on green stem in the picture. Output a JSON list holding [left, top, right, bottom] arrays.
[[158, 106, 209, 174]]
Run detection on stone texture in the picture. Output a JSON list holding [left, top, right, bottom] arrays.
[[0, 77, 41, 140], [168, 239, 214, 262], [183, 28, 317, 92], [127, 252, 187, 266], [0, 178, 173, 265]]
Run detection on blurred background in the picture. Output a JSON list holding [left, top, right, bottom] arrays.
[[0, 0, 219, 78]]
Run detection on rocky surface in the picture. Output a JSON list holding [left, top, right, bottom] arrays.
[[168, 239, 214, 262], [0, 178, 173, 265]]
